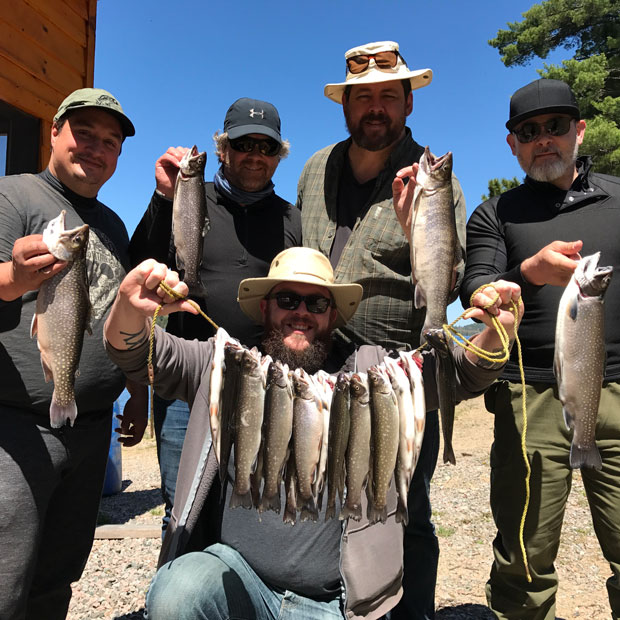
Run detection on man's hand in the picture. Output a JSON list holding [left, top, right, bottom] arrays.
[[520, 240, 582, 287], [116, 380, 148, 447], [0, 235, 67, 301], [464, 280, 524, 359], [104, 260, 197, 350], [392, 163, 420, 243], [155, 146, 190, 199]]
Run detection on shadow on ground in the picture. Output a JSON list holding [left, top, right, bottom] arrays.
[[436, 604, 494, 619], [113, 611, 144, 620], [98, 484, 163, 524]]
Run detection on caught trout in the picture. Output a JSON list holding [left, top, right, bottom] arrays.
[[411, 146, 461, 340], [32, 210, 90, 428], [340, 372, 371, 521], [259, 361, 294, 513], [230, 348, 270, 509], [172, 145, 208, 295], [554, 252, 612, 470], [399, 351, 426, 474], [368, 365, 400, 524]]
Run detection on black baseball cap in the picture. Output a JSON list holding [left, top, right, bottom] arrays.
[[223, 98, 282, 144], [54, 88, 135, 137], [506, 79, 580, 131]]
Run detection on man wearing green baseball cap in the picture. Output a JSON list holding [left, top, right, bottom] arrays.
[[0, 87, 146, 619]]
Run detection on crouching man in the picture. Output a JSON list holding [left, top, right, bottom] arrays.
[[103, 247, 522, 620]]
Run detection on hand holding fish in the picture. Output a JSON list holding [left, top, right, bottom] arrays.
[[155, 146, 191, 199], [392, 163, 420, 242], [520, 240, 583, 287], [115, 379, 148, 447], [0, 235, 67, 301], [104, 260, 198, 351]]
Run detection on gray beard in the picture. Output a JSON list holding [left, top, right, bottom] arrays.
[[261, 328, 330, 375], [523, 142, 579, 183]]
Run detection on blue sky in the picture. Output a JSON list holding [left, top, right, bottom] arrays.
[[93, 0, 568, 321]]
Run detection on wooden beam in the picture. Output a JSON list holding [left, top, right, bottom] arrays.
[[94, 524, 162, 539], [85, 0, 96, 86]]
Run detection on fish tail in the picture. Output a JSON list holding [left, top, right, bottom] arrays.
[[229, 488, 253, 510], [325, 500, 336, 522], [50, 399, 78, 428], [570, 444, 603, 471], [395, 498, 409, 526], [299, 497, 319, 522], [259, 491, 282, 514], [367, 503, 388, 525], [443, 443, 456, 465], [339, 501, 362, 521], [283, 504, 297, 525]]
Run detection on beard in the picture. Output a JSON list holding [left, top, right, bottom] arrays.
[[261, 328, 330, 375], [344, 108, 405, 152], [520, 141, 579, 183]]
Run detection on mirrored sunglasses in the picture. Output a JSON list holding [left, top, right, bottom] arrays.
[[228, 136, 281, 157], [512, 116, 574, 144], [266, 291, 333, 314], [346, 51, 404, 75]]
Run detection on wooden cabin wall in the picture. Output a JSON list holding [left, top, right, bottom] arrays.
[[0, 0, 97, 170]]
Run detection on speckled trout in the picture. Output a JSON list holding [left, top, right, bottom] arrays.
[[32, 210, 90, 428], [554, 252, 612, 470]]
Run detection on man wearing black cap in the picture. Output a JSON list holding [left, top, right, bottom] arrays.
[[130, 97, 301, 532], [461, 78, 620, 618], [0, 87, 147, 618]]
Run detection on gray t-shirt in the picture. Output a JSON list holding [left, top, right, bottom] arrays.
[[0, 170, 129, 417]]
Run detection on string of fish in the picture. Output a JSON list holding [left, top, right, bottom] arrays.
[[423, 283, 531, 584]]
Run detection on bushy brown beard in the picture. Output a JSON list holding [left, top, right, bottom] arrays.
[[261, 328, 330, 374]]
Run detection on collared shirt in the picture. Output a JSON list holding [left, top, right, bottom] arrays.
[[297, 128, 466, 351]]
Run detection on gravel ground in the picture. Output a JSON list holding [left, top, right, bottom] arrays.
[[67, 397, 612, 619]]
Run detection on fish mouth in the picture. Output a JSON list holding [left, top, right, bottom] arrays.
[[575, 253, 614, 297]]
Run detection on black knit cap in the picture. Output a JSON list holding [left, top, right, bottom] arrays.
[[506, 79, 580, 131]]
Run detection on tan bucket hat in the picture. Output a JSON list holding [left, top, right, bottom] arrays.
[[238, 247, 363, 327], [324, 41, 433, 104]]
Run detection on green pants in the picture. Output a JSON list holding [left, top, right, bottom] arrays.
[[484, 380, 620, 620]]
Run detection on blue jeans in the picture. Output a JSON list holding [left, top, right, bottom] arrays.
[[145, 543, 344, 620], [153, 396, 190, 532], [388, 409, 440, 620]]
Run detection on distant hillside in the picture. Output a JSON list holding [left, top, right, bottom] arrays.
[[453, 322, 484, 339]]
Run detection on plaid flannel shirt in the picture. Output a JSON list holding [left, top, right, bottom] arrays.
[[297, 129, 466, 351]]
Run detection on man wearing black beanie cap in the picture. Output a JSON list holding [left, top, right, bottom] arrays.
[[461, 78, 620, 619]]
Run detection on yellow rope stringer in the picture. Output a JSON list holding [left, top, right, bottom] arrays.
[[432, 283, 532, 583], [146, 281, 220, 435]]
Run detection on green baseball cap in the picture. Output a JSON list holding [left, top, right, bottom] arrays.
[[53, 88, 135, 137]]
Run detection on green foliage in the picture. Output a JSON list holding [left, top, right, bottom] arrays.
[[481, 177, 522, 201], [488, 0, 620, 177]]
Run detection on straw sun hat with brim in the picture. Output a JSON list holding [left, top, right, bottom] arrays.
[[324, 41, 433, 104], [237, 247, 363, 328]]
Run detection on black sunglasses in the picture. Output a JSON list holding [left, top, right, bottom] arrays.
[[512, 116, 574, 144], [346, 50, 405, 75], [266, 291, 333, 314], [228, 136, 281, 157]]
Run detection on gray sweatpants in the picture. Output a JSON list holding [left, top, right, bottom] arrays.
[[0, 406, 111, 620]]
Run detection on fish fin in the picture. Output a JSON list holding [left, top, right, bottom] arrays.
[[570, 443, 602, 471], [562, 407, 574, 431], [229, 489, 253, 510], [40, 352, 53, 383], [367, 504, 388, 525], [568, 296, 579, 321], [414, 284, 426, 310], [30, 314, 38, 338], [49, 399, 77, 428], [283, 504, 297, 525], [202, 219, 210, 237], [325, 503, 336, 522], [339, 502, 362, 521], [299, 498, 319, 522], [443, 444, 457, 466]]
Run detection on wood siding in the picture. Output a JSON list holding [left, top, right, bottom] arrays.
[[0, 0, 97, 170]]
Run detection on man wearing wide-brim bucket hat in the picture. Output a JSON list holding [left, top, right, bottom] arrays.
[[297, 40, 467, 619], [104, 248, 522, 620]]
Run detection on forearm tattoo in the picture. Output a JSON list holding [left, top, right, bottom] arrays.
[[120, 326, 148, 351]]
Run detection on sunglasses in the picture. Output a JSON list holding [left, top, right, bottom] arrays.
[[228, 136, 281, 157], [346, 50, 404, 75], [512, 116, 574, 144], [266, 291, 333, 314]]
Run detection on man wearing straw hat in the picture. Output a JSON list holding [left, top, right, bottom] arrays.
[[104, 247, 521, 620], [297, 40, 466, 618]]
